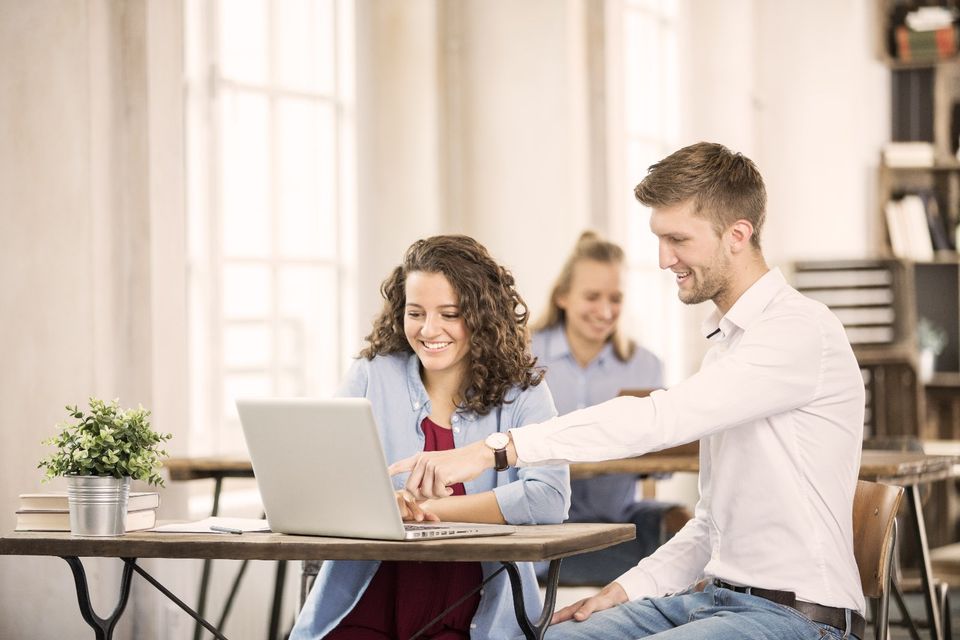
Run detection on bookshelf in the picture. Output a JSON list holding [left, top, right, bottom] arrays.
[[875, 2, 960, 389], [871, 2, 960, 549]]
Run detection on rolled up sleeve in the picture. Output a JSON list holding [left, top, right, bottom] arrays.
[[492, 382, 570, 525]]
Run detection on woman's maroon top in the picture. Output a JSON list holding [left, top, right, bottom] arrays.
[[324, 417, 484, 639]]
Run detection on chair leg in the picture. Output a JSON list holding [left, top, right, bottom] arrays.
[[938, 583, 951, 640]]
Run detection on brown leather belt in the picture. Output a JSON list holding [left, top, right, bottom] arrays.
[[712, 579, 865, 640]]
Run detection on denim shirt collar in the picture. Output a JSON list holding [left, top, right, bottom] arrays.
[[402, 352, 477, 422], [543, 324, 614, 368]]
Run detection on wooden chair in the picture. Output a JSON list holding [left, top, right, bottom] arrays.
[[854, 480, 905, 640]]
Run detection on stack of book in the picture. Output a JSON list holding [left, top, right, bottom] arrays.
[[15, 491, 160, 532], [884, 193, 954, 262], [895, 24, 958, 62]]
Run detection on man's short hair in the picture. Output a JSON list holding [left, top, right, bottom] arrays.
[[634, 142, 766, 249]]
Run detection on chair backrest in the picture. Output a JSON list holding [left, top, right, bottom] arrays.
[[852, 480, 904, 598]]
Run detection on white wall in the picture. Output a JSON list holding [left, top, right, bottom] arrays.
[[354, 0, 445, 329], [754, 0, 888, 267], [440, 0, 593, 307], [0, 1, 195, 637]]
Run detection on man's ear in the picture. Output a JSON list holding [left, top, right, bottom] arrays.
[[727, 220, 755, 253]]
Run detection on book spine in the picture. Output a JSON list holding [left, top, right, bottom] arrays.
[[935, 26, 958, 57], [896, 25, 912, 61]]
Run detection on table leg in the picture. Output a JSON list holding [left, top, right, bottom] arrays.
[[217, 559, 250, 629], [194, 476, 224, 640], [62, 556, 135, 640], [501, 559, 562, 640], [907, 483, 943, 640], [267, 560, 287, 640], [125, 558, 231, 640], [62, 556, 231, 640]]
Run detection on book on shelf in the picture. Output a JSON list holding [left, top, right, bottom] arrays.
[[14, 507, 157, 532], [920, 192, 954, 252], [883, 141, 935, 168], [17, 491, 160, 512], [885, 195, 935, 262]]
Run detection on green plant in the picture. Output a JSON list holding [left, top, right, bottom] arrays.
[[918, 317, 948, 356], [38, 397, 173, 486]]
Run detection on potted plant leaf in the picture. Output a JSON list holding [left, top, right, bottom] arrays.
[[38, 397, 173, 536], [918, 317, 948, 383]]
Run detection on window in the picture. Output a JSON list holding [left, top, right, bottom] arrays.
[[608, 0, 687, 382], [184, 0, 356, 455]]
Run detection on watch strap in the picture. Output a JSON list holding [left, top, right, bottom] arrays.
[[493, 447, 509, 472]]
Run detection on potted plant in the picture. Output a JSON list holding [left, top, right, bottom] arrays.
[[918, 317, 948, 383], [38, 397, 172, 536]]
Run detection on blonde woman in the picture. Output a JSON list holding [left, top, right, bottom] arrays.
[[529, 231, 690, 585]]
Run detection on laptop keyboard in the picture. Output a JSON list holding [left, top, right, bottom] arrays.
[[404, 523, 471, 536]]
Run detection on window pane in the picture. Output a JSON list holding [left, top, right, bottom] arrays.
[[220, 90, 271, 257], [277, 0, 335, 93], [219, 0, 268, 84], [223, 373, 272, 417], [624, 11, 662, 137], [277, 98, 337, 259], [662, 27, 679, 142], [278, 266, 340, 394], [223, 264, 271, 318], [224, 321, 272, 369]]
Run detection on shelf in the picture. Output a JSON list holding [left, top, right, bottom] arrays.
[[884, 162, 960, 173], [883, 55, 960, 70]]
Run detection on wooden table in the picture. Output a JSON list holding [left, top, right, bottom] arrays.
[[166, 448, 960, 640], [0, 523, 633, 640]]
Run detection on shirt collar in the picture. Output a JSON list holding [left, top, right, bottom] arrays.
[[544, 323, 614, 366], [543, 324, 572, 360], [700, 267, 785, 340], [403, 351, 476, 421]]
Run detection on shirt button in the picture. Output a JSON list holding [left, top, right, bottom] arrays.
[[453, 427, 460, 433], [413, 401, 420, 409], [470, 623, 477, 629]]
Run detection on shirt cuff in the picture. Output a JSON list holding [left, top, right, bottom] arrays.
[[491, 481, 534, 525], [614, 565, 662, 601], [509, 423, 565, 466]]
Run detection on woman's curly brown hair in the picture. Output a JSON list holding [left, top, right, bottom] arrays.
[[360, 235, 543, 415]]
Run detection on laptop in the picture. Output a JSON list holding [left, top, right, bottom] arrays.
[[236, 397, 517, 541]]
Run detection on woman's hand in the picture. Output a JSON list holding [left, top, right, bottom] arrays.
[[551, 581, 628, 625], [395, 490, 440, 522]]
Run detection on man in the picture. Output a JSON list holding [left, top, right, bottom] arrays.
[[390, 142, 866, 640]]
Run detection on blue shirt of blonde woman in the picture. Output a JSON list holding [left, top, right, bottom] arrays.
[[531, 324, 662, 523], [290, 353, 571, 640]]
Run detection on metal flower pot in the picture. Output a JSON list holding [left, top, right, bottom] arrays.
[[66, 475, 131, 536]]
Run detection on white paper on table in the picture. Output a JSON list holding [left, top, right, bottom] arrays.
[[151, 516, 271, 534]]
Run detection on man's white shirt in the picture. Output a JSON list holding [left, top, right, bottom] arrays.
[[511, 268, 865, 612]]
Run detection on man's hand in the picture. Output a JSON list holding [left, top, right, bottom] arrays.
[[388, 441, 491, 500], [551, 581, 628, 625], [395, 491, 440, 522]]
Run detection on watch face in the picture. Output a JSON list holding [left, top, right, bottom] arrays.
[[486, 432, 509, 449]]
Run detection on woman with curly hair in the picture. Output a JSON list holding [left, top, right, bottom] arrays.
[[291, 234, 570, 640]]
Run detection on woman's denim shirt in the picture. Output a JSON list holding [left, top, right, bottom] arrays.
[[290, 353, 571, 640]]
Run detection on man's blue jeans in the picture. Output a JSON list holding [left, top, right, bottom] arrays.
[[543, 582, 854, 640]]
